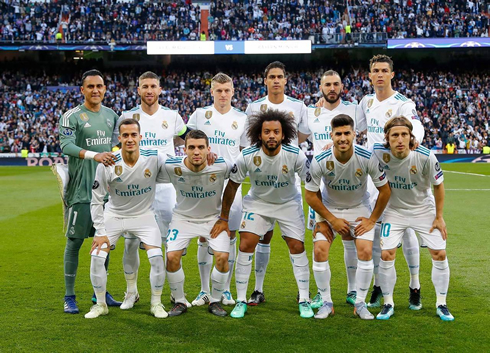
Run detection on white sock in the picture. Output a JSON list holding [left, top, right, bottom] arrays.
[[254, 243, 270, 293], [402, 228, 420, 289], [147, 248, 165, 305], [167, 267, 185, 304], [197, 240, 212, 293], [356, 259, 374, 304], [225, 237, 237, 292], [432, 258, 450, 307], [342, 240, 357, 293], [290, 251, 310, 302], [372, 225, 381, 287], [211, 267, 229, 303], [313, 260, 332, 303], [235, 251, 253, 302], [379, 259, 396, 306], [123, 237, 140, 294], [90, 250, 108, 305]]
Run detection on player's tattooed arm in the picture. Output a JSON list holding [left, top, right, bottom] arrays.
[[210, 180, 240, 238], [431, 183, 447, 240], [305, 190, 350, 237], [355, 183, 391, 236], [314, 221, 334, 243]]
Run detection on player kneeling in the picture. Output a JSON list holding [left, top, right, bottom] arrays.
[[373, 116, 454, 321], [86, 119, 167, 319], [305, 114, 391, 320]]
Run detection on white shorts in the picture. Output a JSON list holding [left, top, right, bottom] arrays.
[[240, 194, 305, 242], [106, 213, 161, 248], [380, 207, 446, 250], [314, 205, 375, 242], [166, 216, 230, 253]]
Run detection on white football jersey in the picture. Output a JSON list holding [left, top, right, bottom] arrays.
[[114, 105, 186, 156], [157, 156, 233, 221], [356, 92, 424, 149], [187, 105, 247, 162], [243, 95, 309, 147], [305, 145, 387, 208], [305, 101, 358, 153], [372, 143, 443, 211], [91, 149, 166, 235], [231, 144, 309, 204]]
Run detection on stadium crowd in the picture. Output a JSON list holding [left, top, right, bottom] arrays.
[[0, 67, 488, 154], [0, 0, 488, 43]]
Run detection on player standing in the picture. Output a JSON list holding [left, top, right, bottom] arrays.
[[59, 69, 121, 314], [187, 73, 247, 307], [372, 116, 454, 321]]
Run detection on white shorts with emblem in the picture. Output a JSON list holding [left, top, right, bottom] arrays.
[[167, 216, 230, 253], [105, 213, 161, 248], [380, 207, 445, 251], [314, 204, 375, 242], [240, 194, 305, 242]]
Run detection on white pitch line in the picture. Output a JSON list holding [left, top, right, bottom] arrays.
[[446, 189, 490, 191], [444, 170, 490, 177]]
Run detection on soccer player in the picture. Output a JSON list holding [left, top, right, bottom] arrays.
[[211, 109, 312, 319], [187, 73, 247, 307], [372, 116, 454, 321], [59, 69, 121, 314], [305, 114, 390, 320], [86, 118, 167, 319], [161, 130, 234, 317], [243, 61, 309, 305], [356, 55, 424, 310], [115, 71, 191, 309], [305, 70, 360, 309]]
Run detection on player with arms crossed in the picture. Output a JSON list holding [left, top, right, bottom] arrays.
[[305, 114, 390, 320], [357, 55, 425, 310], [372, 116, 454, 321], [115, 71, 191, 309], [211, 109, 313, 319], [187, 73, 247, 307], [305, 70, 360, 308], [59, 69, 121, 314], [86, 118, 167, 319], [161, 130, 233, 317], [244, 61, 310, 305]]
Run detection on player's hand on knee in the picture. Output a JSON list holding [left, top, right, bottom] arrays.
[[430, 216, 447, 240], [95, 152, 117, 166], [331, 217, 350, 237], [354, 217, 375, 236], [91, 236, 110, 255], [207, 152, 218, 165], [211, 219, 230, 238], [314, 221, 334, 243]]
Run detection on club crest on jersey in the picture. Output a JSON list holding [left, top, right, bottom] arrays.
[[241, 221, 246, 229], [174, 167, 183, 176], [253, 156, 261, 166], [80, 113, 89, 122], [144, 168, 152, 178], [209, 173, 217, 183], [326, 161, 334, 171], [260, 104, 267, 112], [133, 113, 140, 121], [385, 109, 392, 118], [232, 121, 238, 130], [367, 99, 373, 108], [162, 120, 168, 129], [205, 111, 213, 119], [282, 165, 289, 174], [115, 166, 123, 176], [383, 153, 391, 163], [410, 165, 417, 175], [355, 169, 363, 177], [314, 107, 321, 117]]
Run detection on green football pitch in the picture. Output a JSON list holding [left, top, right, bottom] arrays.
[[1, 164, 489, 352]]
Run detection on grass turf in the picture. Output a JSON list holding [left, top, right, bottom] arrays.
[[0, 164, 489, 352]]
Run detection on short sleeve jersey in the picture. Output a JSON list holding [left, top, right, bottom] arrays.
[[243, 95, 309, 147], [157, 156, 233, 221], [231, 144, 309, 204], [356, 92, 424, 149], [305, 145, 387, 208], [59, 104, 119, 206], [372, 143, 443, 211], [187, 105, 247, 162]]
